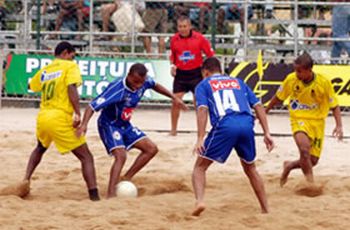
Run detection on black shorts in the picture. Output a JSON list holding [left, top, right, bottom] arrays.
[[173, 67, 202, 93]]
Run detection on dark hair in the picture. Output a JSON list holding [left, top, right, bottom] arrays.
[[294, 52, 314, 69], [177, 15, 191, 24], [54, 41, 75, 56], [202, 57, 222, 73], [129, 63, 148, 77]]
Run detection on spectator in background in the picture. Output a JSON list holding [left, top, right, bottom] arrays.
[[189, 2, 210, 33], [169, 16, 214, 136], [330, 1, 350, 63], [51, 0, 90, 40], [0, 0, 8, 30], [217, 3, 253, 35], [99, 1, 145, 41], [100, 0, 120, 40], [142, 1, 168, 55]]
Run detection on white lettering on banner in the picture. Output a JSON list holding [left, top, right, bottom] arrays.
[[213, 90, 240, 116], [25, 58, 156, 79], [90, 61, 96, 75], [97, 61, 109, 76], [110, 62, 125, 77], [26, 58, 40, 72], [79, 60, 89, 75], [96, 81, 110, 95], [84, 80, 96, 96]]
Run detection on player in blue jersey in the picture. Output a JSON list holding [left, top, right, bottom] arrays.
[[191, 57, 274, 216], [77, 63, 187, 198]]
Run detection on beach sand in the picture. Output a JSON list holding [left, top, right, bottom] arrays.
[[0, 108, 349, 230]]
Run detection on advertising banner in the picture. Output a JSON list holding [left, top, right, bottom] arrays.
[[228, 62, 350, 106], [5, 54, 179, 101]]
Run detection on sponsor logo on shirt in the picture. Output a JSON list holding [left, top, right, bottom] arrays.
[[290, 100, 319, 110], [209, 79, 241, 92], [40, 70, 62, 82], [121, 107, 134, 121], [179, 51, 195, 63]]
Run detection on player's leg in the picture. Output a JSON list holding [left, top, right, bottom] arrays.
[[107, 147, 128, 198], [280, 149, 319, 187], [71, 143, 100, 201], [294, 131, 314, 183], [240, 160, 268, 213], [24, 140, 47, 181], [170, 91, 186, 136], [123, 137, 158, 181], [192, 156, 213, 216]]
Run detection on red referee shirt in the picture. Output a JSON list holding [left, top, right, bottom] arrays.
[[170, 30, 215, 71]]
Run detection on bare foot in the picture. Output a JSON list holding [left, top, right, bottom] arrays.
[[191, 202, 206, 216], [280, 161, 292, 187], [0, 180, 30, 198], [169, 131, 177, 136], [106, 190, 116, 199]]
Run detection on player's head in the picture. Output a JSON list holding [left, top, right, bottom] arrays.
[[201, 57, 222, 78], [177, 15, 192, 37], [294, 52, 314, 82], [54, 41, 76, 60], [126, 63, 148, 91]]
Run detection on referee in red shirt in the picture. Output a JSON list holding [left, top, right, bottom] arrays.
[[169, 15, 215, 136]]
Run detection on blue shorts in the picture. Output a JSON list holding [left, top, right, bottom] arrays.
[[202, 115, 256, 164], [97, 118, 146, 154]]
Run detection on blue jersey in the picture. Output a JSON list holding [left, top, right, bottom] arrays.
[[90, 77, 155, 126], [195, 74, 260, 127]]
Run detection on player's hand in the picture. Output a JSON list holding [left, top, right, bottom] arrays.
[[76, 124, 87, 137], [72, 114, 81, 128], [332, 126, 343, 141], [193, 139, 205, 155], [264, 133, 274, 152], [170, 65, 177, 77], [173, 97, 189, 111]]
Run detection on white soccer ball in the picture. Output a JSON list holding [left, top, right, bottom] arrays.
[[116, 181, 138, 198]]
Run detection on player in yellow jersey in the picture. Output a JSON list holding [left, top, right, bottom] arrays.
[[265, 52, 343, 187], [23, 41, 100, 201]]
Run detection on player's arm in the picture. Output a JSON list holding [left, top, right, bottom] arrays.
[[169, 38, 177, 77], [200, 34, 215, 57], [265, 95, 283, 114], [153, 83, 188, 110], [254, 103, 274, 152], [68, 84, 81, 128], [194, 106, 208, 155], [76, 106, 95, 137], [331, 106, 343, 141]]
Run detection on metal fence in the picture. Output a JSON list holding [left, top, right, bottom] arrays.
[[0, 0, 350, 110]]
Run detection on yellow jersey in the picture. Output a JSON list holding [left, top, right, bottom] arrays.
[[276, 72, 338, 120], [30, 58, 82, 115]]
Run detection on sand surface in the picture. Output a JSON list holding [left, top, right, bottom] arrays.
[[0, 108, 349, 230]]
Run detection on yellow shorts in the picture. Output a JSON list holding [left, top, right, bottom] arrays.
[[36, 109, 86, 154], [291, 119, 325, 158]]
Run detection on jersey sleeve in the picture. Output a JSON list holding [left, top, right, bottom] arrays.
[[29, 69, 42, 92], [145, 77, 156, 89], [65, 63, 82, 87], [195, 82, 208, 109], [276, 74, 292, 101], [200, 34, 215, 57], [242, 80, 260, 107], [326, 78, 339, 108], [90, 81, 124, 112], [169, 36, 176, 64]]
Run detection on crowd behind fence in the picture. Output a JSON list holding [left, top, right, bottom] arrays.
[[0, 0, 350, 111]]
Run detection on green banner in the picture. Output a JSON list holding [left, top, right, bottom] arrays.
[[5, 54, 179, 101]]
